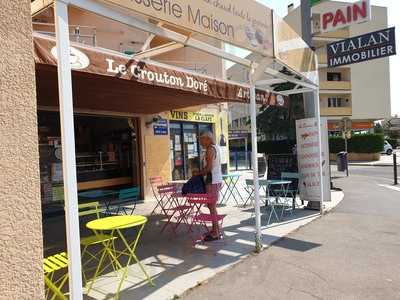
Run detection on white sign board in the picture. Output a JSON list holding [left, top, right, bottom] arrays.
[[296, 118, 326, 202], [320, 118, 331, 202], [320, 0, 371, 33]]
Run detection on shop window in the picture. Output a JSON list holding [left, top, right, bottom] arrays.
[[38, 111, 139, 216]]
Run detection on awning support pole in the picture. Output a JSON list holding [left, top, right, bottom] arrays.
[[249, 68, 262, 252], [54, 1, 83, 299], [314, 88, 324, 215]]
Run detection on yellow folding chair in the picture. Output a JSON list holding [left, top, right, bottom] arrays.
[[43, 252, 69, 300], [78, 202, 118, 285]]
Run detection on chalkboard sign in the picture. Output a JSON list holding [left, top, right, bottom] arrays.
[[267, 154, 298, 192]]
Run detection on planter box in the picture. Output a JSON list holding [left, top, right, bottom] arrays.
[[329, 153, 381, 162]]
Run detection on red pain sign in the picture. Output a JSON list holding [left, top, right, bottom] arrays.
[[321, 0, 371, 33]]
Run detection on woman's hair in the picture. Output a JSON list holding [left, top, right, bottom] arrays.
[[200, 131, 215, 143]]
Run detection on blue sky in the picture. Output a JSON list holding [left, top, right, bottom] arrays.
[[257, 0, 400, 117]]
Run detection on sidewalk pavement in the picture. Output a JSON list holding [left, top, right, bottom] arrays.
[[183, 166, 400, 300], [82, 175, 343, 300]]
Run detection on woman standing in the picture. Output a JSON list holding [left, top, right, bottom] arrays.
[[195, 131, 223, 241]]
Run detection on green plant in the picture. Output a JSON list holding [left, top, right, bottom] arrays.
[[350, 134, 384, 153], [328, 136, 345, 154], [329, 134, 384, 154], [258, 140, 296, 154], [257, 93, 304, 140]]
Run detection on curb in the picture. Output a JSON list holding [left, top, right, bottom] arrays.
[[348, 163, 398, 167]]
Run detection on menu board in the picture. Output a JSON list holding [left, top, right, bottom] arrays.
[[296, 118, 323, 202]]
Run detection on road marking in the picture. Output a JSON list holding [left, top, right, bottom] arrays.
[[378, 184, 400, 192]]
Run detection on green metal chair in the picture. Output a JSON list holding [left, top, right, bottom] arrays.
[[280, 172, 301, 215], [106, 187, 140, 215]]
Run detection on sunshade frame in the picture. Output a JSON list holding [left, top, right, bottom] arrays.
[[31, 1, 323, 298]]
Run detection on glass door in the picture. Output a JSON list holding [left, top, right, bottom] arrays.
[[183, 123, 200, 178], [170, 123, 184, 180], [170, 122, 213, 180]]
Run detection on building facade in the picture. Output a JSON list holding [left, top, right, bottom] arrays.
[[32, 5, 230, 215], [0, 1, 44, 298], [285, 1, 391, 133]]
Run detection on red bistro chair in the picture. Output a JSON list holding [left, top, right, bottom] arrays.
[[158, 184, 191, 235], [150, 176, 165, 215], [187, 193, 226, 244]]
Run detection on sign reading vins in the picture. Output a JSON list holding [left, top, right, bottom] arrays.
[[168, 110, 216, 123]]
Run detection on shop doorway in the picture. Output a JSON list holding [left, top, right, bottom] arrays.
[[170, 122, 213, 180], [38, 111, 142, 217]]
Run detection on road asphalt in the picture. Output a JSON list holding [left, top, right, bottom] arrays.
[[183, 165, 400, 300]]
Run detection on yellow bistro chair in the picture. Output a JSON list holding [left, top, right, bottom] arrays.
[[78, 202, 118, 285], [43, 252, 69, 300]]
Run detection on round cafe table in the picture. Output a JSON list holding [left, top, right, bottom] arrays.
[[220, 173, 243, 205], [86, 215, 154, 299]]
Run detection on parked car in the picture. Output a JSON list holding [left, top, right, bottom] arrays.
[[382, 140, 393, 155]]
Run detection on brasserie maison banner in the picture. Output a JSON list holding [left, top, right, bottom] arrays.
[[103, 0, 274, 57]]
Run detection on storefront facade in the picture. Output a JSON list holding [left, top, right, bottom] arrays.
[[34, 31, 268, 207], [0, 1, 319, 297]]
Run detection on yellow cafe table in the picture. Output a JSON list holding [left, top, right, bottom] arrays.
[[86, 215, 154, 298]]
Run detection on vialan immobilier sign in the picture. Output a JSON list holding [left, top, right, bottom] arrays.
[[101, 0, 274, 57], [327, 27, 396, 68]]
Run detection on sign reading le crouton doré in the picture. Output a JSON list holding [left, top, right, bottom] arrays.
[[103, 0, 273, 57], [327, 27, 396, 68]]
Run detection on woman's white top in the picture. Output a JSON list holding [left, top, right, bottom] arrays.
[[206, 144, 223, 184]]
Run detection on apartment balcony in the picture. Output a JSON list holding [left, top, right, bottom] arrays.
[[320, 81, 351, 91], [320, 107, 352, 116], [312, 27, 349, 48], [313, 28, 349, 40]]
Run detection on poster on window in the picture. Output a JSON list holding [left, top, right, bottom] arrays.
[[296, 118, 329, 202]]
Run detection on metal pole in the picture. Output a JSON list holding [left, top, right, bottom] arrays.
[[301, 0, 324, 213], [394, 153, 398, 185], [54, 1, 83, 299], [250, 73, 262, 252], [245, 137, 248, 169], [344, 120, 349, 177], [300, 0, 316, 119], [313, 90, 324, 215], [235, 151, 238, 171]]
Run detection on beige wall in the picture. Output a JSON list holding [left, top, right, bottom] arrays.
[[0, 1, 44, 299], [349, 6, 391, 120]]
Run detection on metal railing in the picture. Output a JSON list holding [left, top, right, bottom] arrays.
[[32, 22, 97, 46]]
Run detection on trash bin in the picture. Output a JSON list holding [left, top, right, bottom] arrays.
[[337, 151, 348, 172]]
